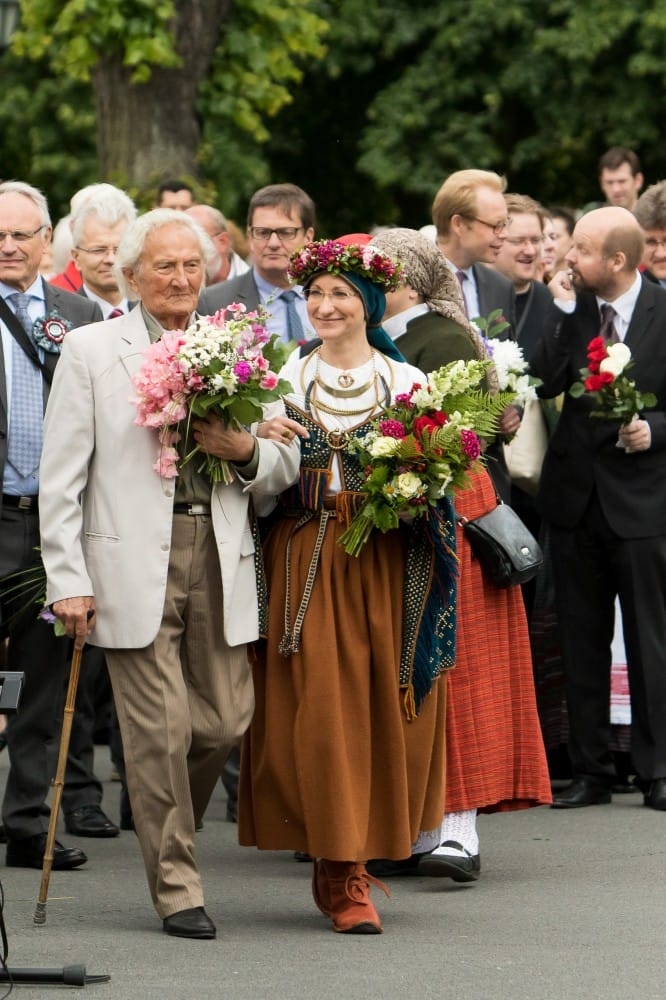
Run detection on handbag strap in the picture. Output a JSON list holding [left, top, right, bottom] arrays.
[[0, 294, 54, 386]]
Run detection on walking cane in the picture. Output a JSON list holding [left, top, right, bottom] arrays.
[[34, 643, 84, 925]]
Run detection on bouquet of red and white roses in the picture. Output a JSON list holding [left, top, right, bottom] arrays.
[[339, 359, 516, 556], [132, 304, 293, 483], [569, 336, 656, 424]]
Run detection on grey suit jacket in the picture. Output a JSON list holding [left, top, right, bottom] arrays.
[[198, 270, 260, 316], [0, 280, 102, 514]]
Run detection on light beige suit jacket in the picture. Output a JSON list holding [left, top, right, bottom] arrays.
[[39, 306, 299, 650]]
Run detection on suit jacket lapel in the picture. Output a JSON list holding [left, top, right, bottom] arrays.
[[624, 281, 655, 356]]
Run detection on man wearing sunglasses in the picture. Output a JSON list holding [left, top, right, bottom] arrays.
[[198, 183, 316, 345]]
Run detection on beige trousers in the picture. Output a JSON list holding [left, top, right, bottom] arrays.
[[105, 514, 254, 918]]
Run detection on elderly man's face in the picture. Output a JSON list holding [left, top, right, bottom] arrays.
[[123, 223, 205, 330], [0, 192, 51, 292], [641, 228, 666, 282]]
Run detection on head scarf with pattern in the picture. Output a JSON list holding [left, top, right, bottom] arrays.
[[369, 228, 499, 392]]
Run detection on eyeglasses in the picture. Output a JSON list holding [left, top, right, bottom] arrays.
[[0, 226, 46, 243], [504, 236, 544, 248], [75, 245, 120, 258], [249, 227, 303, 242], [303, 288, 359, 303], [462, 216, 510, 235], [645, 237, 666, 250]]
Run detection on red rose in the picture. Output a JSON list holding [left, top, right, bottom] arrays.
[[413, 415, 439, 438], [587, 337, 608, 365], [584, 372, 614, 391]]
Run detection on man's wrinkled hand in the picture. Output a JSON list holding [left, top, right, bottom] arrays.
[[52, 596, 96, 650]]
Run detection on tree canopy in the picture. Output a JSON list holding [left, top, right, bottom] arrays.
[[2, 0, 666, 228]]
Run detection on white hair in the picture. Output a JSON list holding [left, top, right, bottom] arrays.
[[51, 215, 74, 272], [0, 180, 51, 228], [71, 188, 137, 246], [114, 209, 217, 298]]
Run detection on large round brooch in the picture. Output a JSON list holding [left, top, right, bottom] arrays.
[[337, 372, 354, 389], [33, 313, 71, 353]]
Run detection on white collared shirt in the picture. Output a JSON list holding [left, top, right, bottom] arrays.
[[383, 303, 429, 341], [597, 271, 643, 341]]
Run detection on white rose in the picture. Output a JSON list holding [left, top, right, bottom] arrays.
[[602, 342, 631, 373], [396, 472, 423, 498], [599, 355, 626, 377], [369, 436, 401, 458]]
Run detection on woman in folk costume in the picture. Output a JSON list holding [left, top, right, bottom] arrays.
[[366, 228, 551, 882], [238, 240, 457, 934]]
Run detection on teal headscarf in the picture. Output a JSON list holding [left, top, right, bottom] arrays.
[[335, 272, 406, 364]]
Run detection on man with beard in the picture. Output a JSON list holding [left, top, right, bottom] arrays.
[[531, 206, 666, 812]]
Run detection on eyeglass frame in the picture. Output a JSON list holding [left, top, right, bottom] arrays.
[[248, 226, 304, 242], [74, 245, 120, 258], [303, 287, 360, 302], [504, 235, 544, 248], [459, 215, 511, 236], [0, 225, 47, 243], [644, 236, 666, 250]]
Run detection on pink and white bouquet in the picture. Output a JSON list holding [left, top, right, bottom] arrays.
[[132, 304, 293, 483], [339, 359, 516, 556]]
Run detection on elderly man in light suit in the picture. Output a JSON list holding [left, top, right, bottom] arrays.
[[39, 210, 300, 939]]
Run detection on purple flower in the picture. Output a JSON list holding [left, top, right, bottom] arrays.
[[233, 360, 254, 383], [379, 418, 406, 438], [460, 429, 481, 460], [39, 606, 57, 624]]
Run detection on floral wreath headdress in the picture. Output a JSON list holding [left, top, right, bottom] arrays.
[[288, 239, 403, 291]]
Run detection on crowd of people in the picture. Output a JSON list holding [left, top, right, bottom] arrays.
[[0, 145, 665, 940]]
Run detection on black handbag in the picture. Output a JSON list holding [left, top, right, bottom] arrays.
[[459, 500, 543, 588]]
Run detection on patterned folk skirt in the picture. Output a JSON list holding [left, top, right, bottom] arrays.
[[238, 513, 447, 861], [447, 467, 552, 813]]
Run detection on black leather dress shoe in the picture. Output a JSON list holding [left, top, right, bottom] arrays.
[[551, 778, 611, 808], [163, 907, 216, 939], [417, 841, 481, 882], [6, 833, 88, 870], [644, 777, 666, 811], [65, 805, 120, 838]]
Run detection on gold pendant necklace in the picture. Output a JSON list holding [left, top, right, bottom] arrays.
[[338, 372, 354, 389]]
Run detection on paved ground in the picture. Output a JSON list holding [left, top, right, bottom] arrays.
[[0, 749, 663, 1000]]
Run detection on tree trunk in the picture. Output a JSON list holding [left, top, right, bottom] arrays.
[[92, 0, 232, 184]]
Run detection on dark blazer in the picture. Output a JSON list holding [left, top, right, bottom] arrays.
[[473, 263, 517, 337], [515, 280, 552, 364], [198, 269, 260, 316], [531, 278, 666, 537], [395, 310, 477, 374], [0, 280, 102, 511]]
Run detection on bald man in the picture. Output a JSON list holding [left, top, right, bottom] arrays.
[[531, 207, 666, 811]]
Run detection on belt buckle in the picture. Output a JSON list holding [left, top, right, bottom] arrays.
[[188, 504, 208, 516], [18, 496, 33, 511]]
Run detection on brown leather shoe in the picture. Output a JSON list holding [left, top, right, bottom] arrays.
[[322, 861, 388, 934]]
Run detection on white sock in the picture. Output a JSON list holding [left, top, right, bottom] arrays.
[[433, 810, 479, 856]]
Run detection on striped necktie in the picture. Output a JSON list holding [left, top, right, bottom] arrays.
[[455, 270, 470, 317]]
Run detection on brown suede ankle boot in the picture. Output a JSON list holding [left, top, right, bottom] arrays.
[[320, 861, 389, 934]]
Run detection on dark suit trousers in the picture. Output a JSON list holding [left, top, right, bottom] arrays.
[[0, 507, 101, 839], [549, 492, 666, 784]]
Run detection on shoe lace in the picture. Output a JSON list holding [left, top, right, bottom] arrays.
[[344, 867, 390, 904]]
